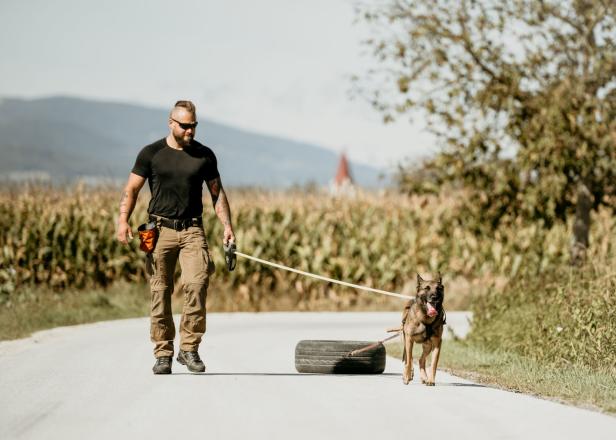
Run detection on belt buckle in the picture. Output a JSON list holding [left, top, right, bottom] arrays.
[[173, 219, 181, 230]]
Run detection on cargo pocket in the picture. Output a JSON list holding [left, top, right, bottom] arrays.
[[146, 252, 156, 277], [203, 248, 215, 275]]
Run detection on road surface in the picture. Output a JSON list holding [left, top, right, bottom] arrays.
[[0, 312, 614, 439]]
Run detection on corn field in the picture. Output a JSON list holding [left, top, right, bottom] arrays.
[[1, 184, 615, 310]]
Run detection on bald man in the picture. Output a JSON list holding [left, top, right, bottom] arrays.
[[116, 100, 235, 374]]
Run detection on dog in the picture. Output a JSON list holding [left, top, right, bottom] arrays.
[[390, 273, 446, 386]]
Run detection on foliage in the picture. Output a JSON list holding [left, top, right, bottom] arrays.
[[2, 186, 616, 310], [358, 0, 616, 242], [468, 253, 616, 372]]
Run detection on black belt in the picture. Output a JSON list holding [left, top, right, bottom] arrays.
[[149, 215, 203, 231]]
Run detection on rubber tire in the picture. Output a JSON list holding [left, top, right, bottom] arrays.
[[295, 340, 386, 374]]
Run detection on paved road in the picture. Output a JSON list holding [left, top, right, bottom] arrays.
[[1, 312, 614, 440]]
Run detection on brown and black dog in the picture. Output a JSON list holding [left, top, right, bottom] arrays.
[[391, 274, 446, 385]]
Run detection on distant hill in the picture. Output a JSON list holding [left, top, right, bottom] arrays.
[[0, 96, 386, 188]]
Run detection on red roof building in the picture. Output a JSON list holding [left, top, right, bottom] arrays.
[[330, 152, 356, 196], [334, 153, 353, 186]]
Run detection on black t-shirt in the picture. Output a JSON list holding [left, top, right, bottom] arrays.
[[131, 138, 220, 219]]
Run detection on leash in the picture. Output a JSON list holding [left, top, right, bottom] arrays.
[[347, 331, 401, 357], [231, 249, 413, 301], [224, 246, 411, 359]]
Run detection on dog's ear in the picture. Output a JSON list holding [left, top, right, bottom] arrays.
[[416, 273, 423, 288], [437, 272, 442, 285]]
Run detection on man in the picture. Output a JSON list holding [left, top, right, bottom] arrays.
[[116, 100, 235, 375]]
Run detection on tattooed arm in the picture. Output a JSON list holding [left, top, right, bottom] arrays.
[[116, 173, 146, 245], [206, 176, 236, 245]]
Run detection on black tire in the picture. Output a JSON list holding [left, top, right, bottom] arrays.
[[295, 340, 386, 374]]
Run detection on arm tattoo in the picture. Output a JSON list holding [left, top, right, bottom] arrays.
[[118, 189, 137, 222], [207, 177, 232, 228], [215, 191, 232, 226], [119, 191, 129, 215], [206, 177, 222, 206]]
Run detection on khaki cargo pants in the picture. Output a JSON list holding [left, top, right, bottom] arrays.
[[148, 225, 214, 358]]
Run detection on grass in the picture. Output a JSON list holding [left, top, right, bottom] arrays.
[[386, 338, 616, 415], [0, 282, 150, 340], [0, 279, 409, 341]]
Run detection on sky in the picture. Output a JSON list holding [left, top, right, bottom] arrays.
[[0, 0, 436, 170]]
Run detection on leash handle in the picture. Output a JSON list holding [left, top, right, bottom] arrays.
[[223, 242, 237, 271]]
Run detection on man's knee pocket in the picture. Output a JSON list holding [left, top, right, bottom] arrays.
[[183, 251, 212, 284]]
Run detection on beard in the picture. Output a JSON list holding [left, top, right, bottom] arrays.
[[173, 131, 193, 147]]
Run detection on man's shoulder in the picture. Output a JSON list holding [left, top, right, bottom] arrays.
[[188, 140, 217, 159], [132, 138, 166, 177], [139, 138, 167, 155]]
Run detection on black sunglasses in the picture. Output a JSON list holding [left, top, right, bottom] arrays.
[[171, 118, 198, 130]]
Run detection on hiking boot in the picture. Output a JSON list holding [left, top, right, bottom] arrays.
[[152, 356, 172, 374], [177, 350, 206, 373]]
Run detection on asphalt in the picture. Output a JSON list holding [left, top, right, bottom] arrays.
[[0, 312, 614, 440]]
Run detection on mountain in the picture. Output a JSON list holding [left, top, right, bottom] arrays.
[[0, 96, 386, 188]]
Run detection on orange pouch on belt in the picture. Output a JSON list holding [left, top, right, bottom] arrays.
[[138, 222, 158, 253]]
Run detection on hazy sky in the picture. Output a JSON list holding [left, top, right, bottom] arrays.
[[0, 0, 435, 169]]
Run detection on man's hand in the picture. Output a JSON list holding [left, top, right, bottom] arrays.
[[223, 226, 235, 246], [116, 220, 134, 245]]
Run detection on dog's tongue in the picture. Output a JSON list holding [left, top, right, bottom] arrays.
[[427, 304, 437, 317]]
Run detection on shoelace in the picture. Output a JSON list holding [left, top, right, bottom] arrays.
[[185, 352, 201, 362], [157, 357, 171, 365]]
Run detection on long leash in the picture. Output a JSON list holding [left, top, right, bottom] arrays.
[[233, 250, 413, 301], [230, 248, 411, 358]]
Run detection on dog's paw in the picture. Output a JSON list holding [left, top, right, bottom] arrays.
[[425, 381, 435, 386], [402, 367, 413, 385]]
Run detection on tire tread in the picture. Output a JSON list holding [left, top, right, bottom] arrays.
[[294, 340, 386, 374]]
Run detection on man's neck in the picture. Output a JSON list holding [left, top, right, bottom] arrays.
[[166, 134, 184, 150]]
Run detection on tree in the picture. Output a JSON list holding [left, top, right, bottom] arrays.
[[357, 0, 616, 262]]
